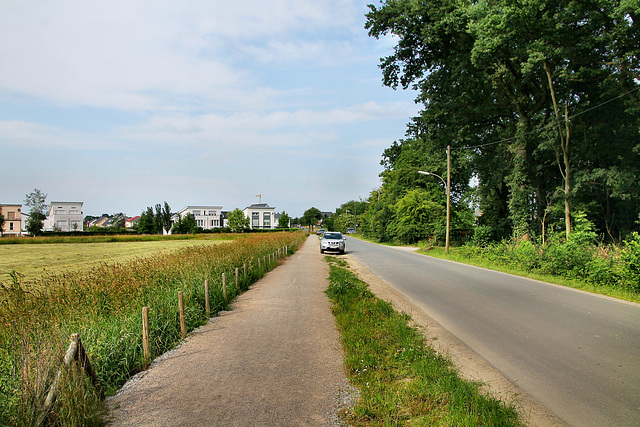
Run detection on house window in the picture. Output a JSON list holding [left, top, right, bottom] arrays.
[[252, 212, 259, 227], [55, 210, 65, 215], [7, 212, 15, 219], [57, 220, 67, 230], [9, 223, 13, 230], [264, 213, 271, 227], [69, 210, 80, 215], [208, 210, 216, 216], [197, 219, 204, 227], [192, 210, 201, 216]]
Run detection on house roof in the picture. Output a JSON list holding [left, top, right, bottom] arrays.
[[126, 216, 141, 222], [243, 203, 275, 210]]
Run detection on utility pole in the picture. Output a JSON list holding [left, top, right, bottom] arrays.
[[446, 145, 451, 253]]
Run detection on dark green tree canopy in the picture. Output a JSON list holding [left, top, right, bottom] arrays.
[[366, 0, 640, 242]]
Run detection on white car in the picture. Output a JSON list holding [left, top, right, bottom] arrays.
[[320, 232, 346, 254]]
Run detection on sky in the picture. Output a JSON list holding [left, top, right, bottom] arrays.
[[0, 0, 418, 219]]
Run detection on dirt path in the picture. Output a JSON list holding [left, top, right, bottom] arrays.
[[106, 236, 353, 426]]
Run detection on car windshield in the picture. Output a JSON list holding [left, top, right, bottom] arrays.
[[323, 233, 342, 239]]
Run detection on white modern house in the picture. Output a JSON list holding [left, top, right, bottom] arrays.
[[243, 203, 277, 230], [172, 206, 223, 231], [44, 202, 84, 232]]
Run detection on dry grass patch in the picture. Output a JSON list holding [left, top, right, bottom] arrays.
[[0, 239, 229, 284]]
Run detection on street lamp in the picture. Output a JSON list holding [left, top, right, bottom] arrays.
[[419, 146, 451, 253]]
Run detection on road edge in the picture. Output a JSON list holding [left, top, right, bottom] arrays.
[[343, 253, 566, 427]]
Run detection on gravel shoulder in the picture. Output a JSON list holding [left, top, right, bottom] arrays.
[[106, 235, 353, 426]]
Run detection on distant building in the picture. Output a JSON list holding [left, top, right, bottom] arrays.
[[172, 206, 223, 231], [125, 216, 140, 228], [0, 204, 23, 236], [243, 203, 276, 230], [44, 202, 84, 232]]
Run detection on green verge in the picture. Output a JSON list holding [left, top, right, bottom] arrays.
[[324, 256, 522, 426], [421, 247, 640, 304]]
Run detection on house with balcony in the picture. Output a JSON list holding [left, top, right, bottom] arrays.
[[172, 206, 223, 231], [243, 203, 277, 230], [0, 204, 23, 236], [44, 202, 84, 232]]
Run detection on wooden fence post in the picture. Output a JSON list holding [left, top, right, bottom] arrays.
[[142, 307, 150, 360], [38, 334, 99, 426], [204, 280, 210, 318], [243, 263, 246, 276], [178, 291, 186, 339], [222, 273, 227, 300], [235, 268, 239, 291]]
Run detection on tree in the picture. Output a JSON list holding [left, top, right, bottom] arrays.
[[172, 213, 197, 234], [138, 207, 156, 234], [154, 204, 163, 235], [227, 208, 249, 233], [301, 207, 322, 228], [161, 202, 172, 234], [0, 209, 5, 237], [366, 0, 640, 243], [24, 188, 48, 235], [278, 211, 291, 228]]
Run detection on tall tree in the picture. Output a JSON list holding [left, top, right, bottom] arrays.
[[161, 202, 172, 234], [366, 0, 640, 242], [24, 188, 48, 235], [278, 211, 291, 228], [138, 207, 156, 234], [0, 209, 5, 237], [301, 207, 322, 228]]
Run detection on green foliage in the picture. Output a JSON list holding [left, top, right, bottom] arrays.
[[457, 230, 640, 294], [137, 207, 156, 234], [277, 211, 291, 228], [365, 0, 640, 243], [390, 189, 445, 244], [301, 207, 322, 227], [172, 213, 197, 234], [227, 208, 249, 232]]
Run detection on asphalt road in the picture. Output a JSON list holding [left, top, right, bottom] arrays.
[[346, 237, 640, 427]]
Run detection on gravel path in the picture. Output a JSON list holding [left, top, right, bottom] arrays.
[[106, 236, 353, 426]]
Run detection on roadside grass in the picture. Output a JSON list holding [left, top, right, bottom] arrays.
[[0, 232, 305, 426], [0, 238, 231, 284], [421, 246, 640, 304], [324, 256, 522, 426]]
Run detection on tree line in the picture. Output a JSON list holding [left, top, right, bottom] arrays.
[[353, 0, 639, 245]]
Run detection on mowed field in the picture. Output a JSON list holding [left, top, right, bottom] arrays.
[[0, 238, 229, 284]]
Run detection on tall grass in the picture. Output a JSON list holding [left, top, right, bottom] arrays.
[[325, 257, 522, 425], [424, 231, 640, 303], [0, 232, 305, 426]]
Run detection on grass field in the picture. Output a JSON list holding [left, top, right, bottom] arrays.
[[0, 238, 230, 284]]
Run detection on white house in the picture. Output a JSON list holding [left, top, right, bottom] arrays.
[[44, 202, 84, 232], [243, 203, 277, 230], [172, 206, 223, 231]]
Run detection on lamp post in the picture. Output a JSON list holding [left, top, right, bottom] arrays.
[[419, 145, 451, 253]]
